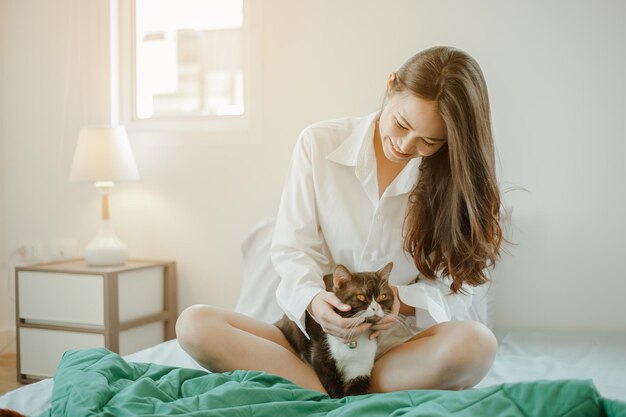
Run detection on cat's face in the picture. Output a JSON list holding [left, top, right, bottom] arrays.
[[332, 263, 395, 324]]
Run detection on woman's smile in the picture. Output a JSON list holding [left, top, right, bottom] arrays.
[[386, 137, 414, 159]]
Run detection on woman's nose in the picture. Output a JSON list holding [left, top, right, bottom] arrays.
[[397, 135, 418, 153]]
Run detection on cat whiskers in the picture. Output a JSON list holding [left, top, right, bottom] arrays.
[[378, 311, 414, 334], [344, 311, 367, 343]]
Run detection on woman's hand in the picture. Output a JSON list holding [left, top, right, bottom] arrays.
[[368, 285, 401, 340], [309, 291, 371, 343]]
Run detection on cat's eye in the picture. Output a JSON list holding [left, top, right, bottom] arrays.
[[356, 294, 367, 302], [377, 294, 388, 301]]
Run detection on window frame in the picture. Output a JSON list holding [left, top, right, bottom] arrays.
[[118, 0, 256, 137]]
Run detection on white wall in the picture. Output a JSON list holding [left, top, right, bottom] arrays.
[[1, 0, 625, 340], [0, 0, 7, 345], [475, 1, 626, 332]]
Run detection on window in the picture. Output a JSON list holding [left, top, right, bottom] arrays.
[[120, 0, 254, 133]]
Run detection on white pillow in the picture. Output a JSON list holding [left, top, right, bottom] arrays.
[[234, 217, 284, 323], [235, 217, 495, 329]]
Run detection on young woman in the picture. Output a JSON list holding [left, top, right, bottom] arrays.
[[176, 46, 502, 394]]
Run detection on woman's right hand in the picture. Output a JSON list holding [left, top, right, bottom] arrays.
[[308, 291, 371, 343]]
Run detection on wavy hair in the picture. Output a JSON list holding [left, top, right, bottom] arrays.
[[392, 46, 503, 293]]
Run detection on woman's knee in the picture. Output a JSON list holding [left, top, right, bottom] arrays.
[[456, 320, 497, 358], [440, 321, 498, 389], [176, 304, 225, 353]]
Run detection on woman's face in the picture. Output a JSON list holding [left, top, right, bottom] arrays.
[[377, 75, 447, 164]]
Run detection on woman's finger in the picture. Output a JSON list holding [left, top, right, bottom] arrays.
[[325, 320, 360, 335], [322, 292, 352, 313], [370, 321, 392, 330], [377, 314, 396, 324], [338, 315, 365, 329], [328, 321, 371, 342], [344, 322, 372, 341]]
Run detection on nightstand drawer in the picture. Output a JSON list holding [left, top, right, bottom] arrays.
[[19, 328, 105, 378], [18, 271, 104, 326], [118, 266, 164, 322], [15, 259, 178, 383], [119, 321, 164, 355]]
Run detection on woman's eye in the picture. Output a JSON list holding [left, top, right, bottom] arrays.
[[356, 295, 367, 302], [422, 139, 436, 147], [395, 119, 407, 130]]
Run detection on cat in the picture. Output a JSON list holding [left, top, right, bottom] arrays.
[[274, 262, 395, 398]]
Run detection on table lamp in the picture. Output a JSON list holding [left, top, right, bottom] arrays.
[[69, 126, 140, 266]]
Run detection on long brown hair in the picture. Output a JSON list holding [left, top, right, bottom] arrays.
[[392, 46, 502, 293]]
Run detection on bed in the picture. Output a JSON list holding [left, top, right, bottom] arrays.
[[0, 328, 624, 416], [1, 219, 625, 415]]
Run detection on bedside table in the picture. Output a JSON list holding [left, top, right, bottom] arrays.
[[14, 259, 177, 383]]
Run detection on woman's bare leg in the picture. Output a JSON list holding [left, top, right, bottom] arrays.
[[369, 320, 497, 392], [175, 305, 327, 394]]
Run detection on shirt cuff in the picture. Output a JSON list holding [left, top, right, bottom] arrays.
[[283, 286, 325, 339], [397, 280, 475, 329], [396, 282, 452, 324]]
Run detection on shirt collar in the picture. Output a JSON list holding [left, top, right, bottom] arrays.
[[326, 111, 420, 197], [386, 157, 421, 197], [326, 111, 379, 167]]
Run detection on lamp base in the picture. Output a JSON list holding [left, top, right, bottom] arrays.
[[84, 220, 128, 266]]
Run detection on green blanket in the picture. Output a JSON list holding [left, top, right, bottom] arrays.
[[37, 348, 625, 417]]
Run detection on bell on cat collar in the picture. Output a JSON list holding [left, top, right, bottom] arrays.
[[347, 341, 357, 349]]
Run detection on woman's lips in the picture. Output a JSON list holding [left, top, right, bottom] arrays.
[[387, 138, 413, 159]]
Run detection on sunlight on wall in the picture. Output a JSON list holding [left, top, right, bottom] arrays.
[[1, 0, 625, 335]]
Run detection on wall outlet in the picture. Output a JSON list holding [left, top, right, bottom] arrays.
[[17, 240, 47, 259], [50, 239, 79, 260]]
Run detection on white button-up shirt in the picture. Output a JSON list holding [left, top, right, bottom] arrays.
[[271, 112, 479, 337]]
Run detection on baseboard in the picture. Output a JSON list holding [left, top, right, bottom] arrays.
[[0, 328, 16, 354]]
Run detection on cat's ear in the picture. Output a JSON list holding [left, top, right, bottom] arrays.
[[377, 262, 393, 281], [333, 265, 352, 289]]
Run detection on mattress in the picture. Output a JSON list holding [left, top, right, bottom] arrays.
[[1, 328, 624, 416]]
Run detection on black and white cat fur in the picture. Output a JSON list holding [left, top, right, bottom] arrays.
[[274, 262, 395, 398]]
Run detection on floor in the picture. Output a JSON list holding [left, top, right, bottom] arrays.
[[0, 352, 22, 395], [0, 337, 22, 395]]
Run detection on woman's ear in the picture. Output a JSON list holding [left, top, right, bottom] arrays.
[[387, 72, 397, 93]]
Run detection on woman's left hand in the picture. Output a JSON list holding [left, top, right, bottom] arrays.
[[368, 285, 401, 340]]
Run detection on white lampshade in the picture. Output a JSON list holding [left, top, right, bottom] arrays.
[[70, 126, 139, 267], [69, 126, 140, 182]]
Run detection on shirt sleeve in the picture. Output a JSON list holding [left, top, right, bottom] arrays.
[[395, 276, 476, 329], [270, 129, 330, 338]]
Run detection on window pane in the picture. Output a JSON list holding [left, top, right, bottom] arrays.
[[135, 0, 244, 119]]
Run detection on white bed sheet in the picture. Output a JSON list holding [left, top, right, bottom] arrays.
[[476, 329, 626, 401], [1, 329, 624, 416]]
